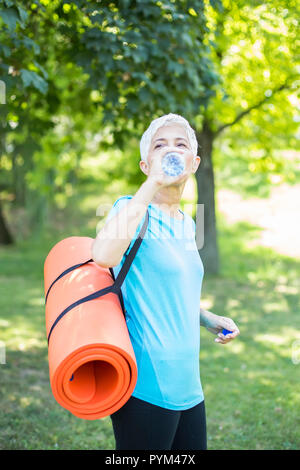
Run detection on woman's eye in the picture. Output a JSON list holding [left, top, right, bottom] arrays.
[[155, 143, 186, 149]]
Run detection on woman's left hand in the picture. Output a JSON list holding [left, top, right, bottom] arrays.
[[201, 310, 240, 344]]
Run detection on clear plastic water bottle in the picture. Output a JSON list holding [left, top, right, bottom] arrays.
[[161, 152, 185, 177]]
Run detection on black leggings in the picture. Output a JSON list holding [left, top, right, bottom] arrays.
[[110, 395, 207, 450]]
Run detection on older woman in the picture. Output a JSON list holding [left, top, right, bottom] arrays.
[[92, 113, 239, 450]]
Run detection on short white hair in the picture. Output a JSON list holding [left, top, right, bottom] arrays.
[[140, 113, 198, 165]]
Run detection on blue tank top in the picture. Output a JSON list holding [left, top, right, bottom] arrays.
[[106, 195, 204, 410]]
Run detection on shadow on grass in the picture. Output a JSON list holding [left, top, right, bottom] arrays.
[[0, 346, 115, 450]]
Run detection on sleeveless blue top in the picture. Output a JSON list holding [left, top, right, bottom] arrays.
[[106, 195, 204, 410]]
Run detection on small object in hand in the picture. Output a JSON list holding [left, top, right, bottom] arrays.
[[161, 152, 185, 177], [222, 328, 233, 336]]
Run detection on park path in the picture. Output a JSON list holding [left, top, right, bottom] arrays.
[[217, 183, 300, 259]]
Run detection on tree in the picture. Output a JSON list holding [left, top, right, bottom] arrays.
[[56, 0, 219, 138], [0, 0, 58, 243], [0, 0, 218, 244], [2, 0, 298, 280], [195, 0, 300, 273], [88, 0, 299, 274], [74, 0, 299, 275]]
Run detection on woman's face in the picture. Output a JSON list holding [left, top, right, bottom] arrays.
[[141, 123, 200, 176]]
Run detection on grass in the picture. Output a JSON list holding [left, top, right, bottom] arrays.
[[201, 217, 300, 450], [0, 185, 299, 450]]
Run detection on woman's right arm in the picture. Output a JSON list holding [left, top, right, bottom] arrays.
[[92, 145, 189, 268], [91, 179, 159, 268]]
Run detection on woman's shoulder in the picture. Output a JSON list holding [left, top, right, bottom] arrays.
[[112, 194, 133, 207], [105, 195, 133, 222]]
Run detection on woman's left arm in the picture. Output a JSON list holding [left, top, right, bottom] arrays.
[[200, 308, 240, 344]]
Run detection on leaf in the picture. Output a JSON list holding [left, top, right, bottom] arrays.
[[167, 61, 184, 75], [182, 32, 193, 47], [0, 44, 11, 57], [16, 5, 28, 24], [22, 37, 40, 54], [0, 7, 20, 31], [33, 60, 48, 79], [138, 86, 151, 101], [20, 69, 48, 94], [208, 0, 224, 12], [188, 8, 198, 17]]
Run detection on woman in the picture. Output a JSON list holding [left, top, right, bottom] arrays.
[[92, 113, 240, 450]]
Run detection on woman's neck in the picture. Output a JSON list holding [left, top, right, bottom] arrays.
[[151, 185, 184, 215]]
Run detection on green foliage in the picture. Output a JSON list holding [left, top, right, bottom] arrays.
[[0, 0, 299, 243], [204, 0, 300, 192], [0, 0, 48, 94], [0, 0, 219, 237], [58, 0, 218, 133], [0, 0, 103, 227]]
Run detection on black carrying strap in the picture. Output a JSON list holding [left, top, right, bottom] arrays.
[[46, 209, 149, 344]]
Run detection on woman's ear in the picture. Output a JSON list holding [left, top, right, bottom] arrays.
[[139, 159, 149, 176], [192, 155, 201, 173]]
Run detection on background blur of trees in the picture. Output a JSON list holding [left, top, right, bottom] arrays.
[[0, 0, 299, 273]]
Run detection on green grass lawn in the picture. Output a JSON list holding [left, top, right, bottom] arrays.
[[0, 188, 299, 450]]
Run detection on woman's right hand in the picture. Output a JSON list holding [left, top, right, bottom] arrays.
[[146, 146, 189, 189]]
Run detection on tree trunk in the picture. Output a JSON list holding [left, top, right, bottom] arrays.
[[195, 120, 219, 274], [0, 200, 14, 245]]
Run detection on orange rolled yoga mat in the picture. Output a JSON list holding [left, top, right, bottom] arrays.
[[44, 236, 138, 420]]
